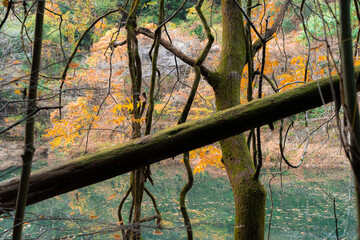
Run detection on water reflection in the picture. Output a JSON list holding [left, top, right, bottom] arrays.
[[0, 165, 356, 239], [263, 167, 356, 240]]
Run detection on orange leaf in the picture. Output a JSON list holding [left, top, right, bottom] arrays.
[[108, 193, 117, 201], [153, 230, 163, 235], [114, 70, 124, 77], [113, 234, 121, 239], [69, 212, 75, 215], [93, 106, 99, 112], [13, 60, 20, 64], [89, 215, 98, 219], [14, 89, 22, 95], [69, 62, 80, 69]]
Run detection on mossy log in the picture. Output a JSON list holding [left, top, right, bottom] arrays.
[[0, 70, 358, 212]]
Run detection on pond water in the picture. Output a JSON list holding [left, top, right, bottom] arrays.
[[0, 164, 356, 239]]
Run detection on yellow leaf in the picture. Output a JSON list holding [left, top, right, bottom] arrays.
[[14, 89, 22, 95], [92, 122, 100, 129], [108, 193, 117, 201], [2, 0, 8, 7], [89, 215, 98, 219], [51, 137, 61, 147]]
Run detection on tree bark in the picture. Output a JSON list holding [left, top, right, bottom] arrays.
[[339, 0, 360, 237], [0, 69, 355, 213], [215, 0, 265, 238], [12, 1, 45, 239]]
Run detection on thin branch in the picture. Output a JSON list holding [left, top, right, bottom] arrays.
[[144, 187, 162, 229], [0, 106, 62, 135], [177, 1, 214, 237], [58, 7, 128, 118], [114, 27, 219, 87], [0, 0, 12, 31], [252, 0, 292, 55], [118, 183, 133, 238], [234, 0, 264, 42], [333, 197, 339, 240], [156, 0, 188, 30], [12, 1, 46, 238], [145, 0, 164, 135], [254, 20, 268, 180]]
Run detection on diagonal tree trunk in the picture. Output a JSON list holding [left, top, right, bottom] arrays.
[[0, 68, 355, 214]]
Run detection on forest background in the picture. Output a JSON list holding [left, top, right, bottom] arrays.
[[0, 0, 360, 239]]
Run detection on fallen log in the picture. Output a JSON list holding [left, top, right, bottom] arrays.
[[0, 69, 357, 212]]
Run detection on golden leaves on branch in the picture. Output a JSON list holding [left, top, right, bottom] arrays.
[[189, 145, 224, 174]]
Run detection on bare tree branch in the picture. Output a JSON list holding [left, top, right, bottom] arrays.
[[0, 0, 12, 31], [252, 0, 292, 55], [112, 27, 219, 87]]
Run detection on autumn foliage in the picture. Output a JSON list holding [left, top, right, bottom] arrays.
[[38, 0, 355, 174], [2, 0, 359, 174]]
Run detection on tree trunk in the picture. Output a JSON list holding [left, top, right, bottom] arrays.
[[339, 0, 360, 237], [216, 86, 266, 239], [130, 169, 145, 239], [12, 1, 45, 239], [214, 1, 265, 238]]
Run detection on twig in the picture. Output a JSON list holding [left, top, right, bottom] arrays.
[[0, 106, 62, 135], [0, 0, 12, 31]]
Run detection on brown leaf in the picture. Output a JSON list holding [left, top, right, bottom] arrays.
[[69, 62, 80, 69], [153, 230, 163, 235]]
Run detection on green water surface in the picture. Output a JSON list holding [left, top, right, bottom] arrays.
[[0, 164, 356, 239]]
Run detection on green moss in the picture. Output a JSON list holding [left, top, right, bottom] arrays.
[[233, 178, 266, 239], [218, 0, 247, 74], [215, 1, 266, 239]]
